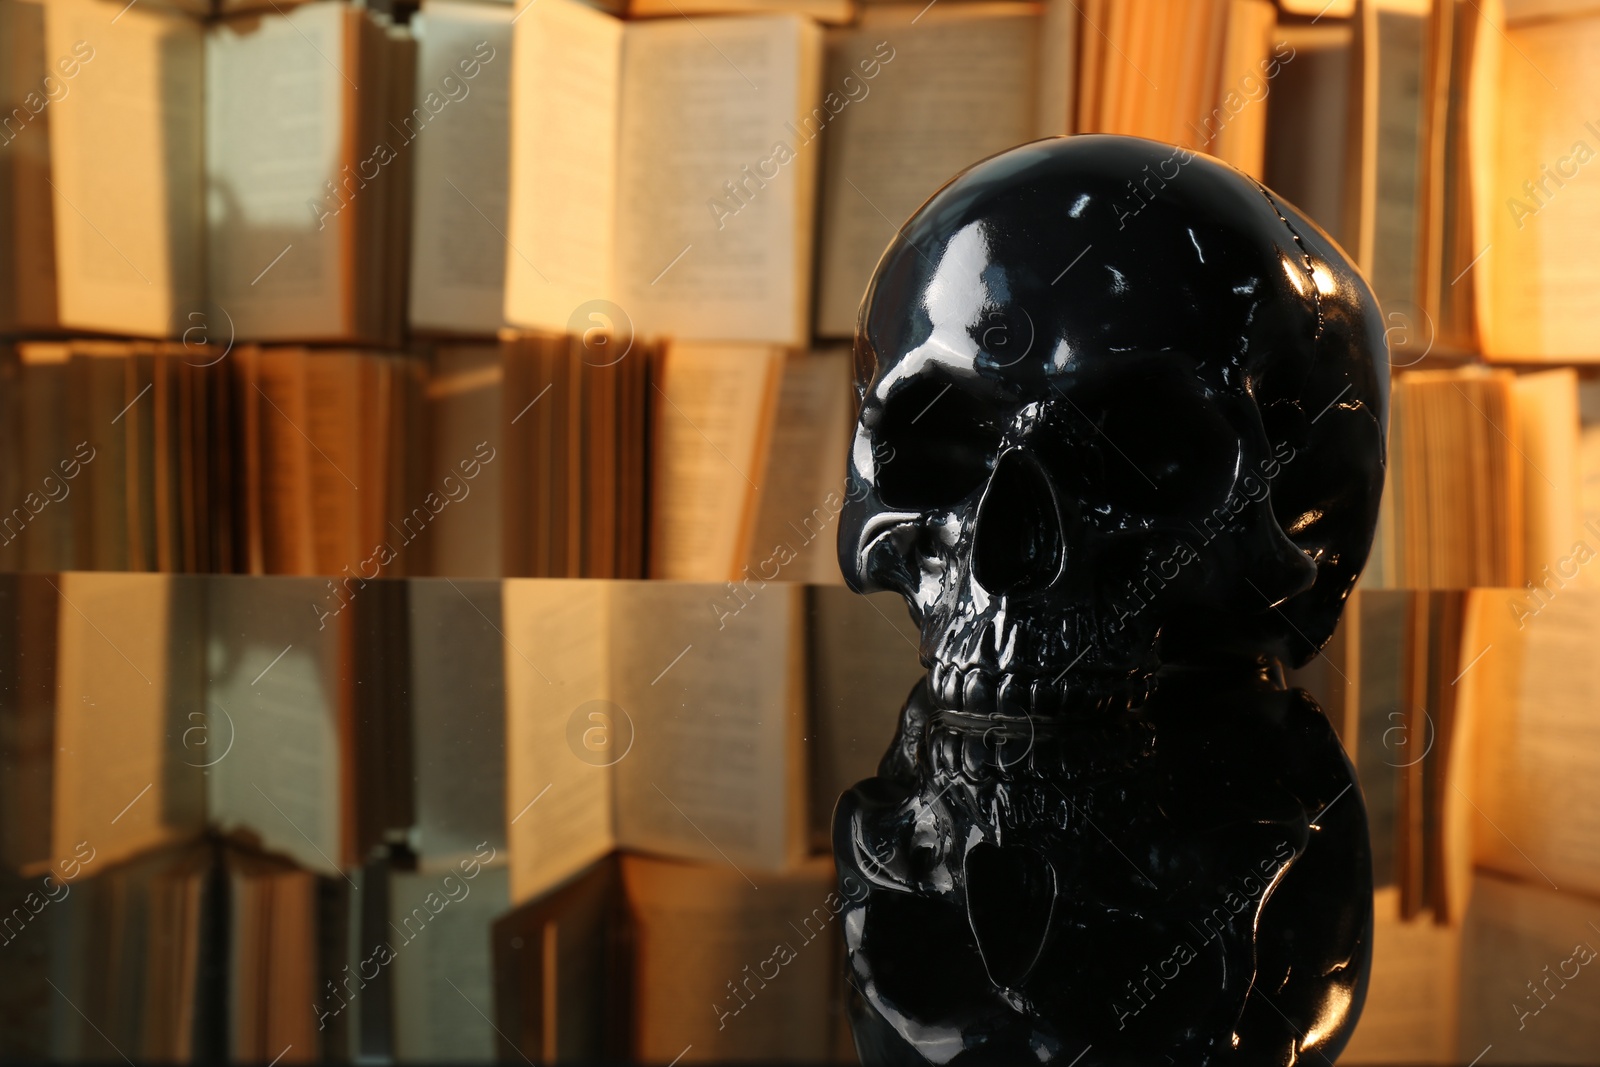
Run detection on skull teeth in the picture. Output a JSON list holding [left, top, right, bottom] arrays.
[[922, 716, 1159, 790], [962, 669, 994, 714], [929, 662, 1157, 717], [996, 674, 1029, 718], [934, 663, 1064, 716]]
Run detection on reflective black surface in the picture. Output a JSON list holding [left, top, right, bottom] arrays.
[[834, 135, 1387, 1065]]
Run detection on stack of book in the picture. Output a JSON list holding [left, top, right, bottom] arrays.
[[0, 338, 855, 581]]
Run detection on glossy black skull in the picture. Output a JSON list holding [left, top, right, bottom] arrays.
[[839, 135, 1388, 710]]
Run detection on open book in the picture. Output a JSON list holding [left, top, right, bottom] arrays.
[[1467, 587, 1600, 899], [649, 343, 786, 580], [500, 331, 654, 580], [36, 0, 411, 342], [233, 345, 427, 577], [652, 345, 855, 582], [1469, 0, 1600, 361], [503, 579, 809, 904], [503, 0, 822, 345], [1389, 367, 1579, 587], [49, 572, 411, 879]]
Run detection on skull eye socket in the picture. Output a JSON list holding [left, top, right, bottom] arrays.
[[1086, 386, 1240, 516], [874, 378, 1002, 511]]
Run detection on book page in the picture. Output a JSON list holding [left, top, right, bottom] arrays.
[[815, 5, 1039, 338], [490, 856, 624, 1063], [650, 344, 784, 581], [612, 582, 806, 873], [1353, 590, 1407, 888], [1209, 0, 1276, 180], [423, 347, 503, 577], [408, 0, 513, 334], [0, 577, 57, 874], [206, 577, 346, 877], [1514, 369, 1579, 582], [1035, 0, 1077, 136], [1478, 6, 1600, 360], [1503, 0, 1600, 26], [1263, 24, 1357, 253], [14, 345, 71, 572], [206, 2, 351, 341], [52, 573, 205, 870], [502, 0, 622, 332], [0, 0, 60, 330], [407, 579, 508, 870], [1460, 873, 1600, 1062], [228, 857, 322, 1060], [45, 0, 203, 337], [1470, 589, 1600, 897], [806, 586, 923, 849], [502, 579, 615, 905], [1581, 425, 1600, 588], [622, 854, 836, 1062], [616, 14, 822, 344], [628, 0, 855, 19], [1339, 887, 1461, 1064], [742, 349, 853, 585], [1369, 1, 1429, 309], [251, 348, 314, 574], [304, 353, 365, 574], [390, 865, 508, 1061]]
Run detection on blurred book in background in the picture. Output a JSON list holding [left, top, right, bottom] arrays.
[[622, 853, 845, 1062], [7, 0, 412, 342], [408, 0, 514, 337], [503, 580, 811, 904], [503, 0, 822, 346], [814, 2, 1060, 338], [1384, 366, 1583, 588], [500, 331, 653, 579]]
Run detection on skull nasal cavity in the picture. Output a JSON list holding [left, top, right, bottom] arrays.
[[972, 450, 1064, 597]]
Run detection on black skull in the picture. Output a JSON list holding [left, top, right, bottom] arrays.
[[833, 136, 1384, 1065], [839, 135, 1388, 705]]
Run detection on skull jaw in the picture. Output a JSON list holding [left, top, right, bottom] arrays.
[[857, 487, 1315, 722]]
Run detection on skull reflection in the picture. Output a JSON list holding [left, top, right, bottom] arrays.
[[834, 136, 1387, 1066]]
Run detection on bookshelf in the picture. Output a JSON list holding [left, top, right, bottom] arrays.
[[1, 0, 1598, 1062]]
